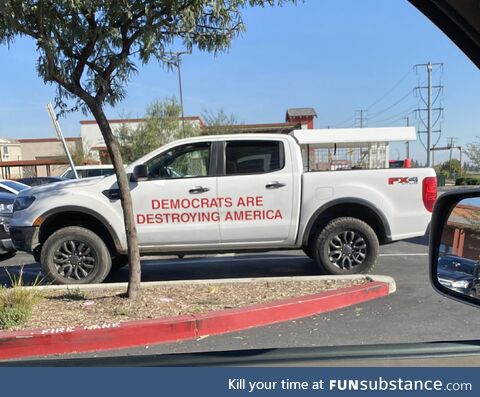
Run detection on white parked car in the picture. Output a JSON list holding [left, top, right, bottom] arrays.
[[60, 165, 115, 179], [11, 128, 436, 284]]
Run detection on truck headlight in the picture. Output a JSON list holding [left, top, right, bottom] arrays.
[[451, 280, 470, 289], [13, 196, 35, 212], [0, 201, 13, 215]]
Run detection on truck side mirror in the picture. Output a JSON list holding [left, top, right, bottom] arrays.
[[131, 164, 148, 182], [430, 189, 480, 307]]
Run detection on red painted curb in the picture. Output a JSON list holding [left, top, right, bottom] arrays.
[[0, 281, 390, 360]]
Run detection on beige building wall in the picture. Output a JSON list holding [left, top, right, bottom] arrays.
[[0, 139, 22, 178], [19, 138, 82, 177]]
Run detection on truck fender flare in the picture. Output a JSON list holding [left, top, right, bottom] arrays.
[[301, 197, 392, 246], [39, 206, 124, 253]]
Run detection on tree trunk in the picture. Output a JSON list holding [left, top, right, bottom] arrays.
[[88, 103, 141, 299]]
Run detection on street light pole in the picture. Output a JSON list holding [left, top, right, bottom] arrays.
[[176, 54, 185, 137], [170, 51, 190, 138]]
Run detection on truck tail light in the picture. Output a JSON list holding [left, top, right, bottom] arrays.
[[422, 176, 437, 212]]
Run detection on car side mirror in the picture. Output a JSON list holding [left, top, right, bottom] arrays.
[[430, 189, 480, 307], [131, 164, 148, 182]]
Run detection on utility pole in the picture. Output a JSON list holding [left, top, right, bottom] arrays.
[[447, 137, 458, 175], [447, 137, 457, 162], [431, 144, 462, 176], [355, 110, 367, 128], [402, 116, 410, 158], [415, 62, 444, 167]]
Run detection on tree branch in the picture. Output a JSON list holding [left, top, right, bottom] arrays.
[[72, 11, 98, 85]]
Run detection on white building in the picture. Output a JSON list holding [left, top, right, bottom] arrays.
[[80, 117, 204, 163]]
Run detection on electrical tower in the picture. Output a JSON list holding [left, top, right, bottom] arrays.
[[414, 62, 444, 167], [355, 110, 368, 128]]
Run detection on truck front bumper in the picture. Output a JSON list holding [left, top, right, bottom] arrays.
[[10, 226, 40, 254]]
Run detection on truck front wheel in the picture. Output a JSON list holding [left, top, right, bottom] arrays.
[[40, 226, 112, 284], [313, 217, 379, 275]]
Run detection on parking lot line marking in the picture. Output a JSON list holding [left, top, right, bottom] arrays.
[[141, 253, 428, 267], [379, 253, 428, 256], [233, 256, 306, 261], [141, 255, 308, 266]]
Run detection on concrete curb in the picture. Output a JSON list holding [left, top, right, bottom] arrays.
[[27, 274, 395, 292], [0, 280, 393, 361]]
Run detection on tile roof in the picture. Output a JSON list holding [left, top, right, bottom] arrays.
[[286, 108, 317, 118]]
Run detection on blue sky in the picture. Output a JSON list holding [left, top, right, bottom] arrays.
[[0, 0, 479, 164]]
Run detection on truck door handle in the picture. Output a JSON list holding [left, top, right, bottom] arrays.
[[265, 181, 286, 189], [189, 186, 210, 194]]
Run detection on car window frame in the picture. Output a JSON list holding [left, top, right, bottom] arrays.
[[219, 139, 285, 177], [144, 141, 216, 181]]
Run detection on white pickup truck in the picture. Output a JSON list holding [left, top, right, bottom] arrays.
[[10, 127, 436, 284]]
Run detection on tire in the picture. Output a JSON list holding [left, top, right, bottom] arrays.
[[111, 255, 129, 271], [40, 226, 112, 284], [313, 217, 379, 275]]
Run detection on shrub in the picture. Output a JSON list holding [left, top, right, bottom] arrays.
[[467, 177, 480, 185], [61, 288, 87, 301], [0, 298, 31, 330], [0, 267, 43, 330], [455, 176, 480, 186]]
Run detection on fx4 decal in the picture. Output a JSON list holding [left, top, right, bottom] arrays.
[[388, 176, 418, 185]]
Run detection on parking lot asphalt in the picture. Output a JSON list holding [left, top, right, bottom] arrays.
[[4, 234, 480, 362], [0, 236, 430, 284]]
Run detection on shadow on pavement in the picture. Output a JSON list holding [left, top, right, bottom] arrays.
[[0, 254, 321, 286], [105, 254, 321, 283], [404, 234, 429, 247]]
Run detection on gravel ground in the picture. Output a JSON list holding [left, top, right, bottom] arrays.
[[16, 278, 369, 331]]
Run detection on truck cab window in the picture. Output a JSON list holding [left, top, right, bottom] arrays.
[[146, 142, 211, 179], [225, 141, 284, 175]]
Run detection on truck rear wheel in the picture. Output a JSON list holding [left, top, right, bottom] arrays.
[[312, 217, 378, 275], [40, 226, 112, 284]]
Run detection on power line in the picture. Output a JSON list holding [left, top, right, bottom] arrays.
[[328, 67, 415, 128], [330, 114, 355, 128], [327, 66, 435, 129], [368, 105, 417, 126], [367, 89, 414, 120], [366, 67, 414, 110]]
